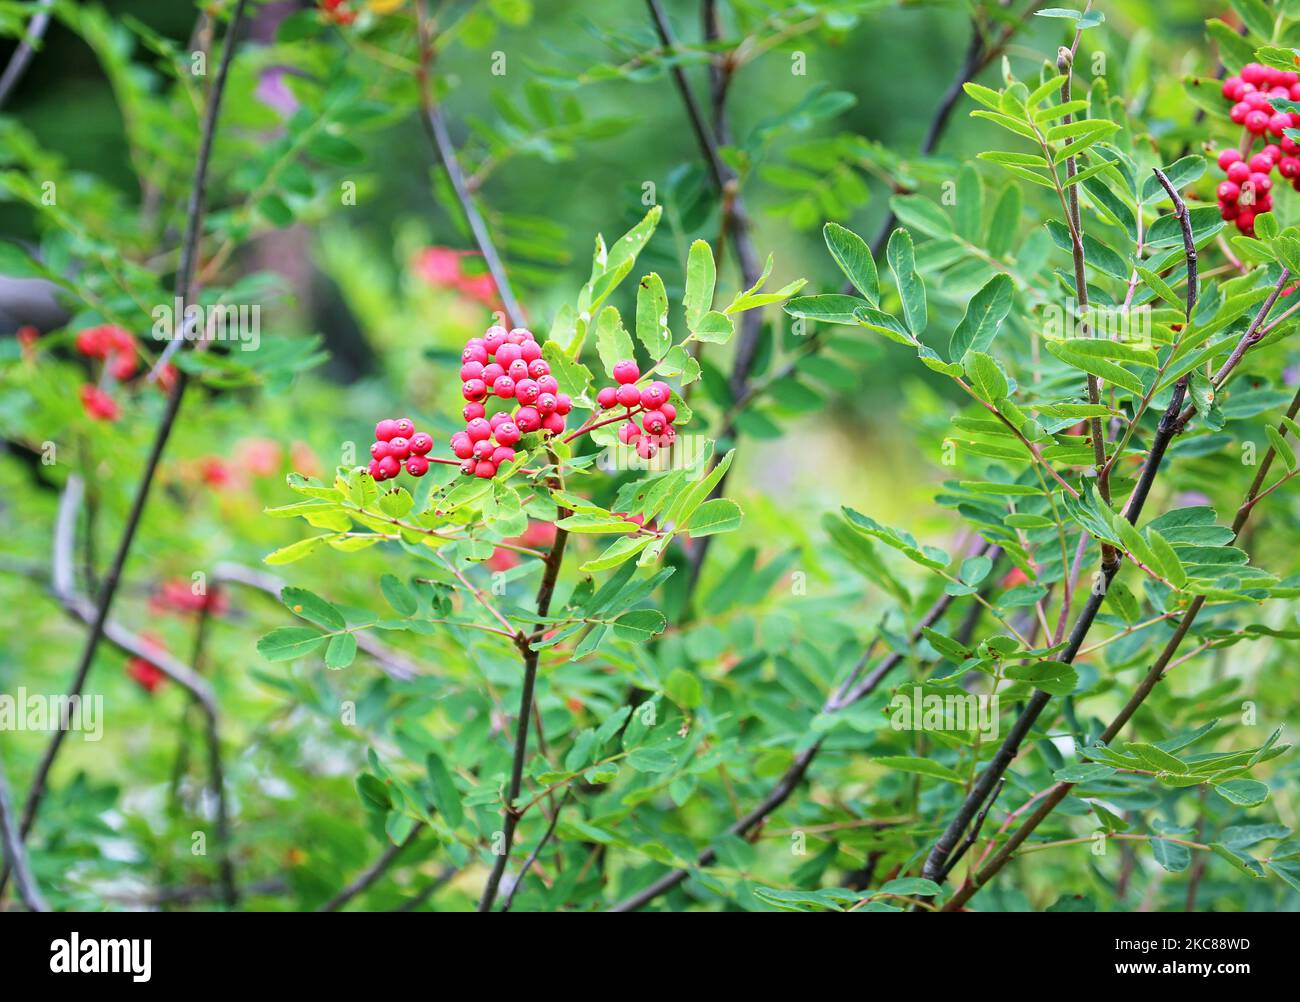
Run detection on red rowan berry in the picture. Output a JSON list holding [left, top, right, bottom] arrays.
[[1270, 112, 1292, 136], [1227, 161, 1252, 184], [1249, 153, 1274, 173], [528, 359, 550, 379], [616, 384, 641, 408], [462, 343, 488, 365], [613, 359, 640, 384], [460, 361, 484, 381], [1286, 136, 1300, 155], [493, 375, 516, 398], [520, 339, 542, 363], [473, 439, 495, 460], [484, 327, 508, 354], [541, 412, 565, 435], [618, 421, 641, 444], [405, 455, 430, 477], [660, 401, 677, 424], [368, 459, 382, 479], [1247, 110, 1271, 134], [1230, 102, 1250, 124], [494, 421, 521, 445], [536, 391, 557, 414], [388, 436, 411, 460], [474, 460, 497, 479], [451, 433, 474, 459], [1223, 76, 1245, 101], [1218, 148, 1243, 171], [378, 455, 401, 479], [463, 402, 486, 422], [490, 446, 516, 465], [597, 386, 618, 409], [554, 393, 572, 415], [642, 410, 667, 434], [1218, 181, 1241, 201], [1245, 90, 1271, 110], [635, 437, 657, 460], [509, 327, 534, 343], [409, 432, 433, 455], [460, 459, 476, 475], [1251, 172, 1273, 193], [514, 406, 541, 432], [463, 378, 487, 401], [490, 411, 512, 429], [507, 359, 529, 382], [394, 419, 414, 438], [375, 418, 399, 441], [466, 418, 492, 441], [371, 441, 392, 460], [482, 362, 505, 384], [1242, 63, 1268, 86], [640, 384, 668, 409], [536, 374, 558, 395], [496, 343, 523, 366], [1220, 199, 1240, 220], [1263, 144, 1283, 162]]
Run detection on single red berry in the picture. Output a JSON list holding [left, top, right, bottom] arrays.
[[1281, 157, 1300, 178], [536, 374, 558, 395], [618, 421, 641, 444], [460, 458, 476, 476], [1244, 90, 1271, 110], [466, 418, 492, 441], [520, 339, 542, 363], [451, 432, 474, 459], [394, 419, 414, 438], [1217, 148, 1243, 171], [1249, 153, 1274, 173], [1251, 172, 1273, 193], [463, 378, 487, 401], [505, 329, 526, 345], [658, 426, 677, 447], [660, 401, 677, 424], [473, 439, 496, 461], [510, 327, 534, 343], [597, 386, 618, 409], [494, 421, 521, 445], [460, 360, 484, 381], [515, 378, 540, 404], [1223, 76, 1245, 101], [463, 402, 486, 422], [613, 359, 640, 384], [490, 411, 513, 429], [1227, 161, 1252, 184], [375, 419, 399, 441], [462, 343, 488, 365], [482, 362, 505, 384], [536, 391, 557, 414], [1270, 112, 1292, 136], [1237, 209, 1257, 233], [1284, 136, 1300, 154], [541, 412, 565, 435], [507, 359, 529, 382], [490, 446, 516, 465], [1242, 63, 1268, 86], [1230, 101, 1250, 124], [514, 406, 541, 432], [378, 455, 401, 479], [1263, 144, 1283, 162], [1220, 199, 1240, 221], [405, 455, 430, 477], [371, 441, 392, 460], [368, 459, 382, 479], [554, 393, 572, 416], [528, 358, 550, 379], [642, 410, 667, 434], [409, 432, 433, 455], [493, 375, 516, 398], [1291, 83, 1300, 102], [484, 327, 508, 354], [1246, 110, 1271, 134], [1218, 181, 1241, 201], [640, 385, 665, 409], [496, 343, 523, 366], [616, 384, 641, 408], [635, 437, 657, 460], [1257, 194, 1274, 213], [388, 436, 411, 460], [474, 460, 497, 479]]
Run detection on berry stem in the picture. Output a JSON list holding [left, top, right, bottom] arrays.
[[560, 405, 644, 444]]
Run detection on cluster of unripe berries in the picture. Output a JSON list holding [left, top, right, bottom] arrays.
[[454, 325, 571, 479], [1214, 63, 1300, 235], [596, 359, 678, 461], [368, 418, 435, 482]]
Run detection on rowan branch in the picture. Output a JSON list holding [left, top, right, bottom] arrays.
[[0, 0, 53, 111], [318, 824, 424, 912]]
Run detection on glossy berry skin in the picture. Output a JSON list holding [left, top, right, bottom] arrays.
[[1251, 172, 1273, 194], [1246, 110, 1271, 135], [451, 433, 474, 460], [460, 459, 477, 476], [482, 362, 505, 385], [1270, 113, 1292, 136], [394, 419, 414, 438], [597, 386, 618, 409], [1218, 148, 1243, 170], [375, 419, 400, 441], [1218, 181, 1241, 201], [1230, 102, 1250, 124], [494, 421, 521, 445], [490, 446, 516, 465], [473, 439, 496, 461], [1249, 153, 1274, 173], [507, 359, 530, 382], [616, 384, 641, 408], [388, 436, 411, 460], [462, 343, 488, 365], [368, 459, 382, 479], [474, 461, 497, 479], [554, 393, 572, 416], [536, 375, 559, 395], [535, 391, 557, 414], [514, 406, 541, 433], [509, 327, 533, 342], [528, 359, 550, 379], [635, 437, 657, 460], [613, 359, 640, 384], [1220, 199, 1240, 221], [642, 410, 667, 434], [640, 384, 668, 409], [378, 455, 401, 479], [1242, 63, 1268, 86], [409, 432, 433, 455], [515, 378, 540, 404], [490, 411, 513, 428], [370, 441, 392, 460], [1223, 77, 1245, 101], [1263, 144, 1283, 163], [460, 361, 484, 381], [493, 375, 516, 398], [618, 421, 641, 444], [660, 401, 677, 424], [496, 343, 522, 366], [1227, 161, 1252, 184], [484, 328, 508, 354], [463, 378, 487, 401], [541, 412, 565, 435], [405, 455, 430, 477], [520, 340, 542, 363], [466, 418, 492, 442], [463, 402, 486, 422]]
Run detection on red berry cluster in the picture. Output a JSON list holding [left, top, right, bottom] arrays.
[[454, 325, 571, 479], [594, 359, 679, 461], [1215, 63, 1300, 235], [319, 0, 357, 25], [368, 417, 434, 482], [126, 632, 168, 695], [75, 323, 138, 379]]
